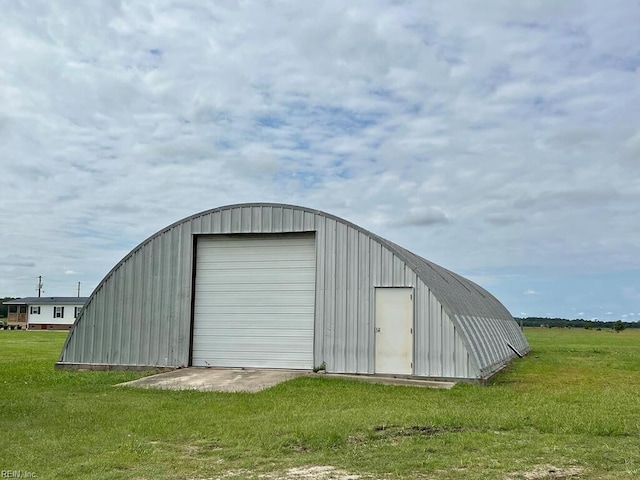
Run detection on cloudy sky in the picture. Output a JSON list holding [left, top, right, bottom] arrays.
[[1, 1, 639, 321]]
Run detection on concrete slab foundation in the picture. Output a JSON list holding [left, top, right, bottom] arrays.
[[118, 367, 306, 393], [118, 367, 456, 393]]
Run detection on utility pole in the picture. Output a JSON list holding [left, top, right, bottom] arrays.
[[77, 282, 81, 298], [37, 276, 44, 297]]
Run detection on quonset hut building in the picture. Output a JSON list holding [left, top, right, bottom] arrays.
[[57, 203, 529, 382]]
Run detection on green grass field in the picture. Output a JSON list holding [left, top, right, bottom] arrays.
[[1, 328, 639, 479]]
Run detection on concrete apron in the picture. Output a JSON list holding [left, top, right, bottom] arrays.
[[118, 367, 456, 393]]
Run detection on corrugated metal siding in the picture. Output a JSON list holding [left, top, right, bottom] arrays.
[[312, 216, 474, 378], [411, 285, 475, 379], [452, 314, 529, 377], [59, 227, 193, 367], [59, 203, 527, 380], [59, 205, 320, 368]]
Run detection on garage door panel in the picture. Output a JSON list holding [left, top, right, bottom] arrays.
[[196, 276, 313, 285], [195, 299, 315, 308], [198, 261, 314, 270], [195, 321, 314, 331], [195, 284, 315, 294], [192, 234, 316, 369], [196, 320, 314, 330], [198, 331, 308, 344]]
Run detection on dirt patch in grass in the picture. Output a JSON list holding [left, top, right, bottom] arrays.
[[286, 442, 311, 453], [270, 466, 361, 479], [184, 443, 223, 454], [507, 465, 584, 479], [198, 466, 362, 479], [346, 424, 465, 447], [372, 424, 464, 438]]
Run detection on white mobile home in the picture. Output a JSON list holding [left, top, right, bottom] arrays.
[[4, 297, 88, 330]]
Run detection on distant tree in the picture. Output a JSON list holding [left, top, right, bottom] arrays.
[[613, 320, 626, 333]]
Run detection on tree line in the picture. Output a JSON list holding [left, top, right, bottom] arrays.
[[516, 316, 637, 330]]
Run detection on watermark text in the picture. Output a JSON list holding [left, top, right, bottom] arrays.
[[1, 471, 37, 478]]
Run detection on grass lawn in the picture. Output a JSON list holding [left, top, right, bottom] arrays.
[[1, 328, 639, 479]]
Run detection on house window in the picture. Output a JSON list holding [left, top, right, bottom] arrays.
[[74, 307, 82, 318], [19, 306, 27, 313], [9, 305, 17, 313], [30, 306, 41, 315], [53, 306, 65, 318]]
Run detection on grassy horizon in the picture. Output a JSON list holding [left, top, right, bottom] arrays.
[[1, 328, 639, 479]]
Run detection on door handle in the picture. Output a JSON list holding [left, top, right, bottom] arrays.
[[375, 327, 381, 333]]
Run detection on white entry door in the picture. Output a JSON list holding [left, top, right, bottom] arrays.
[[374, 287, 414, 375]]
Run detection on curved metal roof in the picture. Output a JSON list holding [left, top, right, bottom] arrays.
[[85, 202, 512, 322]]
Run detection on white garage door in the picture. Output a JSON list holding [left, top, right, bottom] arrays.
[[192, 234, 316, 369]]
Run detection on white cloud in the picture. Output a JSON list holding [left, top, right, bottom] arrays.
[[0, 255, 36, 267], [0, 0, 638, 319], [392, 206, 449, 227], [523, 289, 538, 295]]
